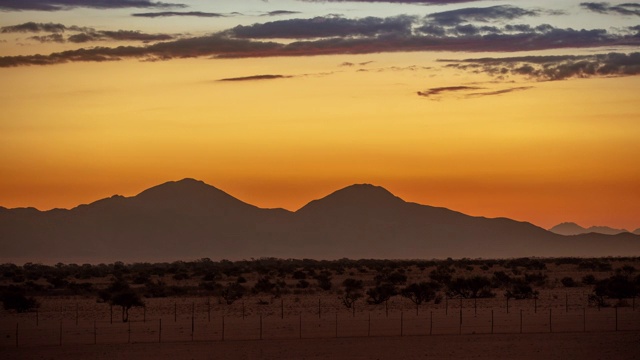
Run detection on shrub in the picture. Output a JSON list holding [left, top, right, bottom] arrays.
[[561, 277, 576, 287], [0, 286, 39, 313]]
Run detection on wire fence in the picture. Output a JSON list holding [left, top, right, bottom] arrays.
[[2, 298, 639, 348]]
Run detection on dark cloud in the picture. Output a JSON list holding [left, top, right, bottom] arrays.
[[263, 10, 302, 17], [426, 5, 540, 26], [218, 74, 291, 81], [28, 33, 65, 43], [227, 15, 415, 39], [467, 86, 532, 96], [444, 52, 640, 80], [2, 18, 639, 67], [300, 0, 481, 3], [0, 0, 186, 11], [417, 86, 482, 97], [581, 2, 640, 16], [132, 11, 228, 18], [1, 22, 67, 33], [68, 30, 174, 43]]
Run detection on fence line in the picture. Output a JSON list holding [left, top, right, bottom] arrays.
[[3, 305, 639, 348]]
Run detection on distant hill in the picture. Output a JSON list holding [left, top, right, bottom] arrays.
[[1, 179, 639, 263], [549, 222, 630, 236]]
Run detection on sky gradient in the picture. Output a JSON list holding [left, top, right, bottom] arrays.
[[1, 0, 639, 231]]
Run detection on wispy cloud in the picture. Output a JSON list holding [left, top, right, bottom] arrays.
[[1, 22, 67, 33], [2, 22, 175, 43], [581, 2, 640, 16], [227, 15, 415, 39], [0, 0, 186, 11], [417, 86, 482, 97], [132, 11, 232, 18], [299, 0, 482, 4], [425, 5, 540, 26], [263, 10, 302, 17], [218, 74, 291, 81], [467, 86, 532, 97], [442, 52, 640, 80]]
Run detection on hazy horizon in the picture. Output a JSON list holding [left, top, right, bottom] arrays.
[[1, 0, 639, 233]]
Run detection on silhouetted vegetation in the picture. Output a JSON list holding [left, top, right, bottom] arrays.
[[98, 279, 144, 322], [0, 285, 39, 313], [339, 278, 363, 308]]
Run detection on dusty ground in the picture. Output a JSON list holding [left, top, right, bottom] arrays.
[[3, 331, 640, 360]]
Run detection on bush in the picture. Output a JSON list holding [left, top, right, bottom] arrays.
[[582, 274, 596, 285], [0, 286, 39, 313], [561, 277, 576, 287], [366, 283, 397, 304]]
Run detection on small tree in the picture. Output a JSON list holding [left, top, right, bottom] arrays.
[[340, 278, 363, 308], [401, 282, 440, 312], [221, 282, 246, 305], [1, 286, 39, 313], [366, 283, 397, 304], [99, 279, 144, 322]]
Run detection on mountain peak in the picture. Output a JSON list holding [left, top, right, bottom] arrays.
[[550, 222, 630, 236], [297, 183, 404, 215]]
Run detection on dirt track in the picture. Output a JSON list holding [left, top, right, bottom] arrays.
[[3, 331, 640, 360]]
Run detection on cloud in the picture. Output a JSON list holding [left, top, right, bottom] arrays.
[[581, 2, 640, 16], [425, 5, 540, 26], [417, 86, 482, 97], [467, 86, 532, 96], [263, 10, 302, 17], [28, 33, 65, 43], [1, 22, 67, 33], [132, 11, 229, 18], [68, 30, 174, 43], [0, 0, 186, 11], [227, 15, 415, 39], [300, 0, 482, 4], [2, 17, 639, 67], [443, 52, 640, 80], [218, 74, 291, 81]]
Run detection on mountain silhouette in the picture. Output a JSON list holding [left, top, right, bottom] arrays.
[[1, 179, 639, 263], [549, 222, 630, 236]]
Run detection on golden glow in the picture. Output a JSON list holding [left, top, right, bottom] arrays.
[[1, 53, 639, 230]]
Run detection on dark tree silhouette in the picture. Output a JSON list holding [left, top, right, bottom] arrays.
[[401, 282, 440, 307], [447, 276, 494, 299], [221, 282, 246, 305], [340, 278, 363, 308], [1, 286, 39, 313], [99, 279, 144, 322], [366, 283, 397, 304]]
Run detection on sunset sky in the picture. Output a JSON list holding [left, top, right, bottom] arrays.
[[1, 0, 639, 231]]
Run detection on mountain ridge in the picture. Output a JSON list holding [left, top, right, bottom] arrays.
[[549, 222, 631, 236], [1, 179, 638, 262]]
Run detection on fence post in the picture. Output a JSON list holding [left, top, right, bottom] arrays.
[[385, 300, 389, 318], [299, 313, 302, 339], [368, 312, 371, 337], [549, 309, 552, 333], [400, 311, 404, 337], [459, 307, 462, 335], [318, 298, 321, 319], [110, 305, 113, 324], [445, 296, 448, 315], [534, 297, 537, 314], [260, 315, 263, 340], [159, 319, 162, 343], [222, 316, 225, 341], [76, 303, 79, 326], [506, 297, 509, 314], [15, 323, 18, 348], [429, 311, 433, 335], [242, 301, 245, 320], [191, 302, 195, 341], [36, 308, 39, 326], [353, 302, 356, 317], [281, 299, 284, 319], [335, 313, 338, 338], [208, 297, 211, 322], [128, 320, 131, 343], [143, 306, 146, 323], [174, 302, 177, 322], [583, 307, 586, 332], [59, 321, 62, 346], [565, 294, 568, 313], [94, 320, 97, 344], [474, 298, 477, 316], [615, 306, 618, 331], [519, 310, 523, 334], [491, 310, 494, 334]]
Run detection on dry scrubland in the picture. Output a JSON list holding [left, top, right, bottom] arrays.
[[2, 257, 640, 359]]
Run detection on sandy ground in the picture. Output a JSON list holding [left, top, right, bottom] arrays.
[[3, 331, 640, 360]]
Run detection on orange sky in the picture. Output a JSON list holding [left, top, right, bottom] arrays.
[[1, 52, 639, 231]]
